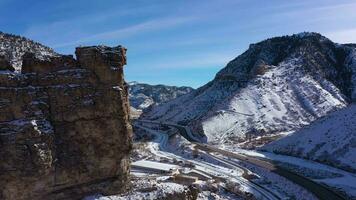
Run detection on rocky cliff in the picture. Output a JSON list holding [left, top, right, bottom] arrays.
[[0, 45, 132, 199]]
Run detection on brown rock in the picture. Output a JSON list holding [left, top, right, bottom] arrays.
[[76, 45, 127, 85], [0, 45, 132, 200], [0, 55, 14, 71], [21, 52, 77, 73]]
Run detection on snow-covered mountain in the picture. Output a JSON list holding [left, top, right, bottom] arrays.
[[143, 32, 356, 143], [0, 31, 58, 71], [129, 81, 194, 110], [261, 104, 356, 172]]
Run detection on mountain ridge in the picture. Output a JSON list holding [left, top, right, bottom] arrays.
[[0, 31, 59, 71], [129, 81, 194, 111], [143, 32, 356, 144]]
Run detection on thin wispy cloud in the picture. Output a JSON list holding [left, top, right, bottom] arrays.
[[149, 52, 236, 69], [5, 0, 355, 87], [246, 1, 356, 30], [23, 3, 162, 47], [52, 16, 196, 48]]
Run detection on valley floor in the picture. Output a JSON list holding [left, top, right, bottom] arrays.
[[221, 145, 356, 199], [86, 121, 355, 200]]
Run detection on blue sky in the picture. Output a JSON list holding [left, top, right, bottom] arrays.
[[1, 0, 356, 88]]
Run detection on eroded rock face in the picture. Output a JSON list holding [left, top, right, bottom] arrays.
[[0, 45, 132, 200], [0, 55, 14, 71], [22, 52, 77, 74]]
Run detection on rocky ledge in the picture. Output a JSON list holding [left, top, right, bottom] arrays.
[[0, 45, 132, 199]]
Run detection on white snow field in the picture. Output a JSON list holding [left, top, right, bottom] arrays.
[[261, 104, 356, 173]]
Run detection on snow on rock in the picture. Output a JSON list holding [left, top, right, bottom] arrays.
[[261, 104, 356, 173], [143, 32, 356, 144]]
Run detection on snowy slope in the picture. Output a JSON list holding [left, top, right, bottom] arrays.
[[143, 32, 356, 143], [129, 81, 194, 110], [261, 104, 356, 172], [0, 31, 59, 71]]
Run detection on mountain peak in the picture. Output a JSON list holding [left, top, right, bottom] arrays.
[[143, 32, 356, 144], [216, 32, 352, 93], [293, 31, 322, 38]]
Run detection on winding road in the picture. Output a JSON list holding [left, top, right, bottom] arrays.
[[135, 123, 280, 199], [136, 120, 346, 200]]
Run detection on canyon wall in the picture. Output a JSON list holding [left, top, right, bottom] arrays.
[[0, 45, 132, 199]]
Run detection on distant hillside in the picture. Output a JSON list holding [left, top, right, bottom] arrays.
[[128, 81, 194, 110], [143, 32, 356, 143], [0, 31, 59, 71]]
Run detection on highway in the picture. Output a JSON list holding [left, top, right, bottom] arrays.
[[135, 122, 281, 200], [137, 120, 346, 200]]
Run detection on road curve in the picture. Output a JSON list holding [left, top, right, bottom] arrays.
[[135, 121, 281, 200], [196, 144, 346, 200], [139, 120, 347, 200]]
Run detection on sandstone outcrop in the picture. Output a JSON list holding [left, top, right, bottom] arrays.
[[22, 52, 77, 73], [0, 45, 132, 200]]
